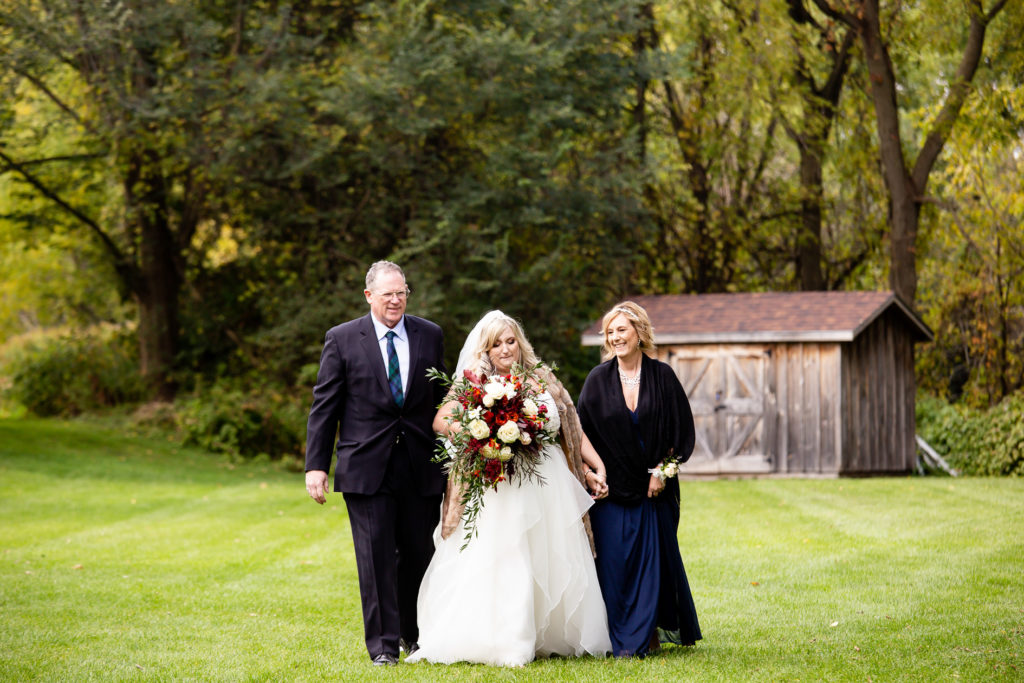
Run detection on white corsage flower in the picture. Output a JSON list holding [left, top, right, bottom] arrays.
[[467, 419, 491, 440], [649, 458, 681, 481], [496, 421, 520, 444], [467, 407, 482, 421]]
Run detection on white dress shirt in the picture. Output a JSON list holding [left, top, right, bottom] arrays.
[[370, 314, 410, 395]]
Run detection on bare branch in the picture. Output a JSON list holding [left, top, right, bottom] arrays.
[[786, 0, 825, 32], [987, 0, 1009, 22], [821, 26, 856, 101], [231, 0, 249, 58], [6, 153, 105, 167], [809, 0, 859, 27], [12, 67, 100, 135], [920, 194, 1024, 265], [910, 0, 1004, 190], [0, 144, 130, 274]]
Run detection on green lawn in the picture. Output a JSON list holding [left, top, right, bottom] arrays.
[[1, 418, 1022, 681]]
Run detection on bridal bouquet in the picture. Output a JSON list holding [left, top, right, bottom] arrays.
[[427, 364, 557, 547]]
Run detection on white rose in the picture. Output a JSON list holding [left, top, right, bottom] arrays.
[[498, 446, 513, 461], [468, 419, 491, 440], [483, 380, 506, 405], [664, 462, 679, 478], [503, 383, 517, 399], [496, 421, 520, 444], [480, 444, 499, 459], [521, 398, 538, 417], [520, 432, 532, 445]]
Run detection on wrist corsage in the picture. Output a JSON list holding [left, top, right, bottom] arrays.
[[648, 457, 680, 481]]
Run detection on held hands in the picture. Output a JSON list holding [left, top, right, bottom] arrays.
[[647, 473, 666, 498], [305, 470, 329, 504], [585, 470, 608, 500]]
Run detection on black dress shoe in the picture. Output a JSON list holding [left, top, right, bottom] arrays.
[[372, 653, 398, 666], [400, 640, 420, 655]]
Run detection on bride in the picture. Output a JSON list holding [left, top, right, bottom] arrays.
[[405, 310, 612, 666]]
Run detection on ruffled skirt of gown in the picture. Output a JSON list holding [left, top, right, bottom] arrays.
[[406, 444, 611, 666]]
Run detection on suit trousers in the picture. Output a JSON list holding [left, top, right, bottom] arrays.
[[343, 437, 442, 659]]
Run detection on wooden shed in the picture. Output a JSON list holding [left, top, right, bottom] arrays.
[[582, 292, 933, 476]]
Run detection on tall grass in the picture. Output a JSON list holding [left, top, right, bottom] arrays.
[[1, 418, 1022, 681]]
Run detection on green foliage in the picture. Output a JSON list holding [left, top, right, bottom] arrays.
[[915, 54, 1024, 406], [1, 0, 1021, 415], [0, 325, 145, 415], [0, 232, 127, 341], [917, 393, 1024, 477], [171, 382, 306, 461]]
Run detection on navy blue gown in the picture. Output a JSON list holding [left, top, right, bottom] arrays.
[[579, 357, 702, 657]]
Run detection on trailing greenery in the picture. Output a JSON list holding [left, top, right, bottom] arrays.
[[917, 393, 1024, 476], [2, 418, 1023, 681], [0, 325, 145, 416]]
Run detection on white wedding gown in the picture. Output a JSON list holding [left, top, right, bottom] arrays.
[[406, 391, 611, 666]]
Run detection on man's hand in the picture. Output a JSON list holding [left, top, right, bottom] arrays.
[[306, 470, 329, 504]]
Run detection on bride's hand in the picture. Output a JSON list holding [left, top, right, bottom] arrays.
[[585, 470, 608, 499]]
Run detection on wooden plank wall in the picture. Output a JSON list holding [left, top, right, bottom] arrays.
[[659, 310, 920, 476], [773, 343, 841, 474], [840, 310, 917, 473]]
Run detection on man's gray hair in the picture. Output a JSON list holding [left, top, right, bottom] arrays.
[[365, 261, 406, 291]]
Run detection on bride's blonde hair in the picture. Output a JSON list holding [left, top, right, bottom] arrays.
[[468, 313, 541, 375]]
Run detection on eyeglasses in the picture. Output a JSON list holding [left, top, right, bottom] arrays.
[[375, 289, 410, 301]]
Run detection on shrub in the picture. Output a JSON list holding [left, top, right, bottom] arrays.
[[174, 382, 305, 461], [0, 325, 147, 416], [917, 393, 1024, 476]]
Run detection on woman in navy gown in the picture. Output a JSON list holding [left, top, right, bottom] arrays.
[[577, 300, 702, 657]]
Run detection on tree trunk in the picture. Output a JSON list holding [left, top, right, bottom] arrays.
[[135, 277, 179, 401], [796, 143, 825, 290], [845, 0, 1004, 304], [858, 0, 920, 304], [127, 151, 180, 400], [787, 2, 854, 291]]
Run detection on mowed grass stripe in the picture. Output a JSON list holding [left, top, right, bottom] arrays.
[[2, 418, 1022, 681]]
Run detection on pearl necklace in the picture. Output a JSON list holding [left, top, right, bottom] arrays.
[[618, 366, 641, 387]]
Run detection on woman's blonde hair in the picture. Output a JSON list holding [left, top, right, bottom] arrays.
[[600, 301, 656, 361], [469, 313, 540, 374]]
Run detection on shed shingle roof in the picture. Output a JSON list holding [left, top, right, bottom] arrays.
[[581, 291, 933, 345]]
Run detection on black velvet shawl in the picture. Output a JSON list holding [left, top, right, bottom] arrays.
[[577, 354, 695, 504]]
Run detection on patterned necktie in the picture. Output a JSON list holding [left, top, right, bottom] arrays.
[[385, 330, 404, 407]]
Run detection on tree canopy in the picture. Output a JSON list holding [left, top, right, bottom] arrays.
[[2, 0, 1021, 406]]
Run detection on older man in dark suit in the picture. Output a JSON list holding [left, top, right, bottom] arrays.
[[304, 261, 446, 666]]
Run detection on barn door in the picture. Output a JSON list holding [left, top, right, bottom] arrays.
[[669, 346, 773, 474]]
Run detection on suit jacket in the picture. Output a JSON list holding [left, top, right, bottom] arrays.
[[305, 313, 447, 496]]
